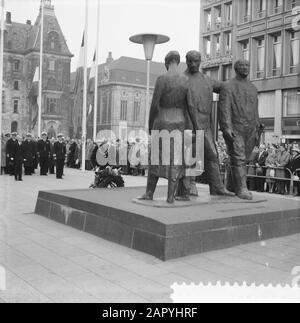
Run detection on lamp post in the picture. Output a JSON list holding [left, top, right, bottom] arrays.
[[129, 33, 169, 131]]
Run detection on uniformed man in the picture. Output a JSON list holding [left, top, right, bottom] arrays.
[[6, 132, 19, 176], [37, 132, 50, 176], [10, 135, 24, 181], [49, 137, 56, 174], [23, 133, 36, 175], [53, 133, 66, 179]]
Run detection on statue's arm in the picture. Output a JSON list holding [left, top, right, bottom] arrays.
[[218, 84, 235, 143], [148, 76, 164, 131]]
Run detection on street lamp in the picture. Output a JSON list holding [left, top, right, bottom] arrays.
[[129, 33, 169, 131]]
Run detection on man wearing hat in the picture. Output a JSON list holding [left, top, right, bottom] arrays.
[[6, 132, 19, 176], [37, 132, 51, 176], [23, 133, 37, 175], [289, 146, 300, 196], [53, 133, 66, 179], [12, 135, 24, 181]]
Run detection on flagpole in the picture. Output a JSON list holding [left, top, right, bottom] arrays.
[[82, 0, 88, 171], [0, 0, 5, 172], [38, 0, 44, 137], [93, 0, 100, 142]]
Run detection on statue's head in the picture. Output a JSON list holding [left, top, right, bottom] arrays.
[[234, 59, 250, 78], [186, 50, 201, 74], [165, 51, 180, 70]]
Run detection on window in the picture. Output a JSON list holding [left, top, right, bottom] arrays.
[[258, 0, 266, 17], [271, 0, 283, 14], [256, 38, 265, 78], [272, 34, 282, 76], [13, 60, 20, 71], [204, 37, 211, 57], [13, 100, 18, 114], [225, 2, 233, 24], [11, 121, 18, 133], [241, 40, 250, 60], [46, 97, 60, 114], [289, 32, 300, 74], [133, 101, 141, 122], [205, 9, 212, 30], [225, 32, 232, 53], [244, 0, 251, 22], [49, 60, 55, 71], [120, 100, 127, 121], [283, 90, 300, 116], [101, 92, 111, 124], [290, 0, 297, 9], [252, 0, 266, 19], [47, 31, 61, 52], [13, 80, 19, 90], [222, 65, 232, 81], [215, 6, 222, 28], [215, 34, 221, 56], [258, 92, 276, 118]]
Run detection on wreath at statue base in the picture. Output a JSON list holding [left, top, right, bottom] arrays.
[[90, 166, 125, 189]]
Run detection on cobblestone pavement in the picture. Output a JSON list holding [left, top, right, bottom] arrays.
[[0, 169, 299, 303]]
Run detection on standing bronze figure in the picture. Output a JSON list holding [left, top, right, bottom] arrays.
[[218, 59, 263, 200], [182, 50, 234, 197], [139, 51, 192, 204]]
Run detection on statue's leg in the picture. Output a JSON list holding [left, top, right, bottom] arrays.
[[138, 173, 158, 200], [189, 177, 198, 196], [204, 130, 235, 197], [175, 176, 191, 201], [230, 131, 253, 200]]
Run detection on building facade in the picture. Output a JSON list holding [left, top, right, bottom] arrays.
[[200, 0, 300, 144], [1, 0, 73, 138]]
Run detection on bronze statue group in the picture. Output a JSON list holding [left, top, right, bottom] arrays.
[[138, 50, 264, 204]]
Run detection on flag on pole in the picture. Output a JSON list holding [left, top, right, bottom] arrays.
[[87, 50, 96, 121], [72, 32, 85, 137], [28, 67, 40, 130]]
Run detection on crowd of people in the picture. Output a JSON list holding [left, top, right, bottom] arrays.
[[217, 142, 300, 197], [1, 131, 300, 197], [0, 132, 148, 181]]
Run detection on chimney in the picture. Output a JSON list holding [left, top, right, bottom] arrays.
[[26, 20, 32, 25], [106, 52, 113, 64], [6, 12, 11, 24]]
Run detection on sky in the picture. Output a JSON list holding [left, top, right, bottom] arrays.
[[6, 0, 201, 71]]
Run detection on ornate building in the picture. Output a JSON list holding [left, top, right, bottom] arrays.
[[1, 0, 73, 137], [200, 0, 300, 144]]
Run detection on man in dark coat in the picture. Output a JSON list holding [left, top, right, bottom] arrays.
[[10, 135, 25, 181], [23, 133, 37, 175], [218, 59, 262, 200], [48, 137, 56, 174], [183, 50, 234, 197], [53, 134, 66, 179], [6, 132, 19, 176], [289, 147, 300, 196], [37, 132, 51, 176], [254, 144, 268, 192]]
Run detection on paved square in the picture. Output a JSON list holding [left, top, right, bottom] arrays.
[[0, 169, 299, 303]]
